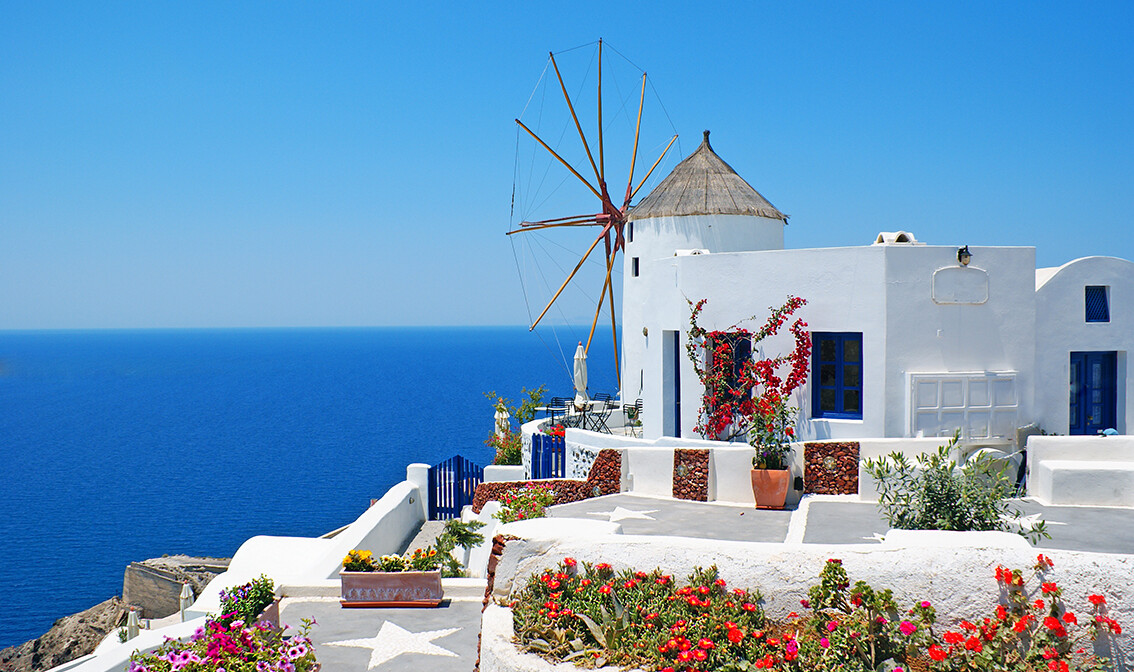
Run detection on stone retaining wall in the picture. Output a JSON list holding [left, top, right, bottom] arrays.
[[472, 449, 622, 513], [804, 441, 859, 494], [671, 449, 709, 501]]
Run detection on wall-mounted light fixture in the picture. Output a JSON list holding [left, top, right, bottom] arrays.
[[957, 245, 972, 266]]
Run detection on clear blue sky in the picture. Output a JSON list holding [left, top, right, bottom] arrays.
[[2, 2, 1132, 328]]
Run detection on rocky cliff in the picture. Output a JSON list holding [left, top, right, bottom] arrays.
[[0, 555, 229, 672]]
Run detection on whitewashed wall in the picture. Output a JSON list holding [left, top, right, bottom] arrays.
[[621, 214, 784, 437], [630, 243, 1039, 443], [1035, 257, 1134, 434]]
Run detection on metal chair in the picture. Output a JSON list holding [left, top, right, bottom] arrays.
[[586, 395, 614, 434], [625, 398, 643, 437], [546, 397, 572, 426]]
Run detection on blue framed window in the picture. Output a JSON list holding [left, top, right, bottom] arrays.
[[812, 332, 863, 419], [1085, 286, 1109, 323]]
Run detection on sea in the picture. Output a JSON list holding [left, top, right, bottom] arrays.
[[0, 327, 620, 649]]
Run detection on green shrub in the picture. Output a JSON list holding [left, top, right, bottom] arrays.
[[863, 433, 1048, 543], [216, 574, 275, 626]]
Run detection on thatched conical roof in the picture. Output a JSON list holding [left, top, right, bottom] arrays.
[[627, 130, 786, 222]]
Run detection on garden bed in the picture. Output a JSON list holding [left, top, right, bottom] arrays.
[[481, 535, 1133, 671]]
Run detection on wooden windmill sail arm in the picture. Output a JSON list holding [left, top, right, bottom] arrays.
[[630, 134, 678, 201], [549, 51, 605, 193], [623, 73, 647, 209], [597, 39, 604, 185], [515, 119, 601, 199], [529, 222, 613, 331], [585, 239, 613, 354]]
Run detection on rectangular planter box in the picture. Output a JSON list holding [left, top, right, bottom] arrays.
[[339, 570, 443, 608]]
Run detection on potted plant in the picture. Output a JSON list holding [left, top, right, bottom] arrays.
[[339, 519, 484, 608], [749, 393, 797, 509]]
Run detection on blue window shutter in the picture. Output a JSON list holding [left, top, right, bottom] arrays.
[[812, 332, 863, 420], [1085, 286, 1110, 323]]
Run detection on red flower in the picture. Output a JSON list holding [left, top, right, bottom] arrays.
[[943, 631, 963, 645], [563, 557, 576, 567], [698, 638, 715, 650], [1088, 594, 1107, 606], [1062, 612, 1077, 624], [727, 628, 744, 644], [965, 636, 983, 652], [1041, 582, 1059, 595], [928, 645, 948, 662]]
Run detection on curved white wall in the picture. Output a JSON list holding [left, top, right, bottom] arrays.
[[1035, 257, 1134, 434]]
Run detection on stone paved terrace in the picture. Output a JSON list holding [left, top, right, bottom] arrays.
[[277, 494, 1134, 672]]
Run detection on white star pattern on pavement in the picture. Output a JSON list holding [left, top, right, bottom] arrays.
[[587, 506, 658, 522], [324, 620, 460, 669]]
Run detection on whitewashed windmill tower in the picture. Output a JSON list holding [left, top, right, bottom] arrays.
[[621, 130, 788, 436]]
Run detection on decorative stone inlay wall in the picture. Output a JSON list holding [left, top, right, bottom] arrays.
[[804, 441, 859, 494], [568, 442, 599, 480], [672, 449, 709, 501], [472, 449, 622, 513], [587, 449, 622, 497]]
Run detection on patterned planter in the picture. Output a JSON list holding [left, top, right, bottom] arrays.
[[339, 570, 443, 608], [750, 469, 790, 509]]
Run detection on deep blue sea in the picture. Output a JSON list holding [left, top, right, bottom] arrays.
[[0, 327, 619, 648]]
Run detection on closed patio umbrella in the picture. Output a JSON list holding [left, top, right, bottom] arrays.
[[573, 342, 589, 410]]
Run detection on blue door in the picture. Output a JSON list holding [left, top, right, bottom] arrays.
[[1069, 351, 1117, 435]]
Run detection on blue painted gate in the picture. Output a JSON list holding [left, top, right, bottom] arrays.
[[530, 434, 566, 479], [428, 454, 484, 520]]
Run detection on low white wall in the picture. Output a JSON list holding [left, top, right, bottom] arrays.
[[1027, 435, 1134, 506], [314, 480, 425, 578], [1028, 435, 1134, 464], [62, 617, 209, 672], [486, 535, 1133, 670], [622, 447, 673, 496], [484, 465, 526, 482]]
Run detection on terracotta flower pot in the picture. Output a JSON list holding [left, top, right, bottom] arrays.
[[339, 570, 443, 608], [750, 469, 790, 509]]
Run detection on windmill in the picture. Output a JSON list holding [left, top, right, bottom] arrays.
[[507, 40, 678, 392]]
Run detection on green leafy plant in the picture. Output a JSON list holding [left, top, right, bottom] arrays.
[[493, 483, 556, 523], [485, 385, 548, 465], [216, 574, 275, 626], [864, 432, 1049, 543]]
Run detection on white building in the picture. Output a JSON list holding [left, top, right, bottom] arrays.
[[622, 131, 1134, 444]]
